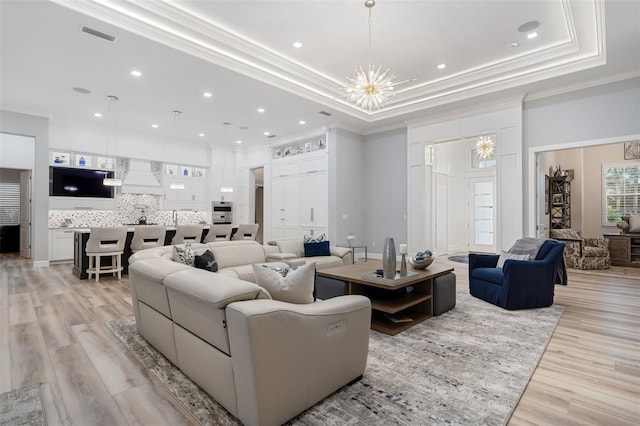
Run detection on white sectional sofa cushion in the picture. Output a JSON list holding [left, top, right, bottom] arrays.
[[128, 243, 371, 426], [268, 238, 352, 269]]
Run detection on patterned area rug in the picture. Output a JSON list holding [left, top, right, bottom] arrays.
[[106, 291, 563, 425], [447, 255, 470, 264], [0, 384, 46, 426]]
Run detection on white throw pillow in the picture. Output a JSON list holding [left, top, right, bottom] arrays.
[[252, 262, 315, 304], [496, 251, 530, 268], [172, 243, 195, 266], [629, 214, 640, 233]]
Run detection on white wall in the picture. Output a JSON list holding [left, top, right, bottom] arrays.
[[363, 128, 408, 255], [0, 111, 49, 266], [329, 127, 365, 245], [524, 77, 640, 234]]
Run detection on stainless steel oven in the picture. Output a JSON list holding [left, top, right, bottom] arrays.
[[212, 201, 233, 224]]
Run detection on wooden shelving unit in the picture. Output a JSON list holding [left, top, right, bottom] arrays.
[[549, 175, 571, 229]]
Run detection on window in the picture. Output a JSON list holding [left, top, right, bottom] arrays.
[[0, 182, 20, 225], [603, 164, 640, 225]]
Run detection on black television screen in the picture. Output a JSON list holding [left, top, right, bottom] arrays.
[[49, 167, 115, 198]]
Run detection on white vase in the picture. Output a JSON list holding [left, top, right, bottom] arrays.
[[382, 237, 396, 279]]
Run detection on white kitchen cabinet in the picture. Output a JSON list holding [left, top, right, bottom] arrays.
[[299, 171, 328, 229], [49, 228, 76, 261], [270, 153, 328, 239]]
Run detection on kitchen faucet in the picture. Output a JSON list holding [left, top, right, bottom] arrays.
[[172, 209, 178, 227]]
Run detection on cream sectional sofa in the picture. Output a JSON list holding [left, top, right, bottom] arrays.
[[127, 242, 371, 426], [267, 238, 352, 269]]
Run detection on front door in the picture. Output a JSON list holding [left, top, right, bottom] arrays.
[[19, 170, 31, 258], [468, 177, 495, 253]]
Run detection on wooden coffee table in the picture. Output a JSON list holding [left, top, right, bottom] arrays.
[[317, 260, 454, 335]]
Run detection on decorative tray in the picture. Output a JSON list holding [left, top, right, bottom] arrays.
[[361, 271, 419, 285]]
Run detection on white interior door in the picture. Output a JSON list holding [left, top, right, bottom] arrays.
[[20, 170, 31, 258], [468, 177, 496, 253]]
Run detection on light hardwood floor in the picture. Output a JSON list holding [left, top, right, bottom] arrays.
[[1, 254, 638, 425]]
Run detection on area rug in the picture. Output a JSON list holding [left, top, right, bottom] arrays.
[[0, 384, 46, 426], [106, 291, 563, 425], [448, 254, 469, 264]]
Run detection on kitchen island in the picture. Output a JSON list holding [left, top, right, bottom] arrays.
[[72, 226, 210, 280]]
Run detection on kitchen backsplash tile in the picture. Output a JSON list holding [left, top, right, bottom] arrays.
[[49, 193, 207, 228]]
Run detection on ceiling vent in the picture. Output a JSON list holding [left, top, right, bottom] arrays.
[[319, 111, 332, 116], [267, 134, 276, 139], [81, 26, 116, 42]]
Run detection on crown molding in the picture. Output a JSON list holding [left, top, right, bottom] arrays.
[[523, 70, 640, 102], [53, 0, 607, 123]]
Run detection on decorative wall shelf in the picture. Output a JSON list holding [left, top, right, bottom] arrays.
[[272, 135, 326, 160]]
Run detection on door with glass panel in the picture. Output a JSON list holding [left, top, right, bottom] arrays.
[[468, 177, 496, 253]]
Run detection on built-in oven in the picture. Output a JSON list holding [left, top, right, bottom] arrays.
[[212, 201, 233, 224]]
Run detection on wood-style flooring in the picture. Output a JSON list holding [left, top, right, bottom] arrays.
[[1, 253, 638, 425]]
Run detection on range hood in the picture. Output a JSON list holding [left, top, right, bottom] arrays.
[[121, 159, 163, 195]]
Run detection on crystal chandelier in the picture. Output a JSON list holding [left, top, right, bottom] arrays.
[[343, 0, 407, 112], [475, 136, 495, 160]]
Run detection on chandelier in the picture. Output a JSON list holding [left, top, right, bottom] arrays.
[[343, 0, 407, 112], [475, 136, 495, 160]]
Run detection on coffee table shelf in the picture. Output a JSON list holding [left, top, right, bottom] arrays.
[[317, 260, 453, 335]]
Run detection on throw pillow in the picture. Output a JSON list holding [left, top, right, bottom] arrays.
[[172, 242, 195, 266], [252, 263, 315, 304], [497, 250, 530, 268], [304, 240, 331, 257], [194, 249, 218, 272], [629, 215, 640, 233], [304, 234, 326, 243]]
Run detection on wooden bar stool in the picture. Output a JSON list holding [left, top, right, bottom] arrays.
[[86, 227, 127, 282], [131, 225, 167, 252], [204, 224, 233, 242], [171, 224, 204, 244]]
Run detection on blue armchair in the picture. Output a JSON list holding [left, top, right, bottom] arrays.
[[468, 240, 565, 310]]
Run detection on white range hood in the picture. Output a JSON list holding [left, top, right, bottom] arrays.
[[121, 159, 163, 195]]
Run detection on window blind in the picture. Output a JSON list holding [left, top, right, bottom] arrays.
[[604, 165, 640, 224], [0, 182, 20, 225]]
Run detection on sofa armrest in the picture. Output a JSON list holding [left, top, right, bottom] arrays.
[[226, 295, 371, 426], [263, 244, 280, 256], [330, 246, 353, 264]]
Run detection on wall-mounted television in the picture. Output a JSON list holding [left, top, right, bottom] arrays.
[[49, 166, 114, 198]]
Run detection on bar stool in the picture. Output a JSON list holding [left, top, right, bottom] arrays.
[[204, 224, 233, 243], [86, 227, 127, 283], [232, 224, 259, 241], [171, 224, 204, 244], [131, 225, 166, 252]]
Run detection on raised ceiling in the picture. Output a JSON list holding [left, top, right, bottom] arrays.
[[1, 0, 638, 147]]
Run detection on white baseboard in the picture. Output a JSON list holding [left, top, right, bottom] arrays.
[[33, 260, 50, 268]]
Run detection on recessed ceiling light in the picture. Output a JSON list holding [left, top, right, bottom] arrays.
[[93, 112, 102, 118], [508, 41, 519, 48], [264, 131, 270, 136], [437, 63, 447, 70], [203, 91, 212, 98], [151, 124, 158, 128], [130, 70, 142, 77], [518, 21, 540, 33], [198, 133, 205, 137], [299, 120, 306, 125], [527, 31, 538, 40], [72, 87, 91, 94], [293, 41, 302, 48], [257, 108, 265, 113], [236, 140, 242, 144]]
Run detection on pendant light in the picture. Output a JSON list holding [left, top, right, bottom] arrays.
[[103, 95, 122, 186], [169, 110, 185, 190], [220, 122, 234, 194]]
